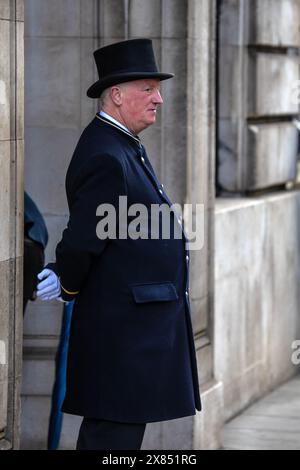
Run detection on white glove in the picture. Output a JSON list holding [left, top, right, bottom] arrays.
[[36, 269, 61, 301]]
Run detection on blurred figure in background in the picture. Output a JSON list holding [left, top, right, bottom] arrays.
[[23, 192, 48, 314]]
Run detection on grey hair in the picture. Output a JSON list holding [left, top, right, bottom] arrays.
[[99, 83, 129, 108], [99, 87, 111, 108]]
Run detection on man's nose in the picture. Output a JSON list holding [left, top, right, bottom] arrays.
[[153, 90, 163, 104]]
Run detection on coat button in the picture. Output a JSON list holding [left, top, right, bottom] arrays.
[[141, 156, 145, 164], [185, 290, 189, 297], [161, 183, 164, 188], [186, 255, 189, 262], [159, 188, 163, 195]]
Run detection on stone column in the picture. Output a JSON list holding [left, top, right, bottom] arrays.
[[186, 0, 223, 450], [0, 0, 24, 450]]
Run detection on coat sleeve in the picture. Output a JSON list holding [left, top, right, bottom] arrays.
[[47, 153, 127, 301]]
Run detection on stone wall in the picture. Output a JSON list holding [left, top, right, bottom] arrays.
[[218, 0, 300, 192], [215, 192, 300, 421], [0, 0, 24, 450], [215, 0, 300, 425]]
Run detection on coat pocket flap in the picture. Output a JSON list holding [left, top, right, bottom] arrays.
[[130, 282, 179, 303]]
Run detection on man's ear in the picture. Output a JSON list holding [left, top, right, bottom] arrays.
[[110, 85, 123, 106]]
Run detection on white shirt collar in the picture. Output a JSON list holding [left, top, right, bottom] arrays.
[[99, 111, 130, 134]]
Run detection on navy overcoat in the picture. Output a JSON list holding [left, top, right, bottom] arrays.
[[49, 114, 201, 423]]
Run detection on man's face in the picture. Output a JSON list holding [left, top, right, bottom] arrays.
[[119, 79, 163, 135]]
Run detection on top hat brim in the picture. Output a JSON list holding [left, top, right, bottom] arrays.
[[86, 72, 174, 99]]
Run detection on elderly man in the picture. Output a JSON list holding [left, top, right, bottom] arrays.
[[37, 39, 201, 450]]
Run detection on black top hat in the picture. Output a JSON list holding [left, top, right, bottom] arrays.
[[87, 38, 174, 99]]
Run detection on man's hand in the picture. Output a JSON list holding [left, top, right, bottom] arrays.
[[36, 268, 61, 301]]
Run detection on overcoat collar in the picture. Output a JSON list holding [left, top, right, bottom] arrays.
[[95, 112, 141, 146]]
